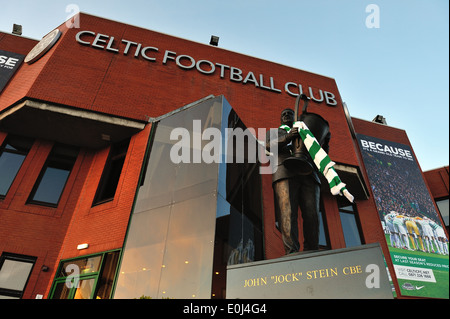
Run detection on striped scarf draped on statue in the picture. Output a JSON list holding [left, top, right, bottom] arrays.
[[280, 122, 354, 203]]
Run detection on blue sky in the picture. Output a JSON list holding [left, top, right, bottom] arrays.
[[1, 0, 448, 171]]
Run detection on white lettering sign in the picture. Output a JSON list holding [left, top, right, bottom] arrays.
[[0, 55, 20, 69], [394, 265, 436, 283], [360, 139, 413, 160], [75, 30, 338, 106]]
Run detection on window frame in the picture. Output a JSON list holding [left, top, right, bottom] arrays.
[[435, 197, 449, 227], [49, 250, 120, 299], [0, 135, 34, 199], [0, 253, 36, 299], [318, 200, 331, 249], [27, 143, 79, 207], [338, 197, 365, 247], [92, 138, 130, 206]]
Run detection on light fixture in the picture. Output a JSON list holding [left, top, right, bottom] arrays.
[[209, 35, 219, 46], [372, 115, 387, 125], [77, 243, 89, 250], [12, 24, 22, 36]]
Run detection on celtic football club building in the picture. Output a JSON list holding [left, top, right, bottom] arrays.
[[0, 13, 448, 300]]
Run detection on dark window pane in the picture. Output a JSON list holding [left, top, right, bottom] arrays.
[[436, 198, 449, 227], [338, 200, 363, 248], [51, 282, 71, 299], [28, 144, 78, 206], [94, 251, 120, 299], [93, 139, 129, 205], [0, 136, 34, 197], [31, 166, 71, 204], [340, 212, 362, 247], [318, 210, 329, 248], [0, 152, 26, 196], [99, 156, 126, 200]]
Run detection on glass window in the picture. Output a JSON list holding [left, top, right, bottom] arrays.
[[95, 251, 120, 299], [115, 96, 266, 299], [0, 253, 36, 299], [93, 139, 130, 206], [50, 251, 119, 299], [59, 256, 102, 277], [338, 198, 364, 247], [436, 198, 449, 227], [27, 143, 79, 206], [318, 208, 330, 249], [115, 97, 223, 299], [114, 97, 234, 299], [73, 279, 96, 299], [211, 104, 265, 298], [51, 282, 71, 299], [0, 135, 34, 197]]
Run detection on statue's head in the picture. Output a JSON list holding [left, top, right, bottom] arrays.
[[280, 108, 295, 127]]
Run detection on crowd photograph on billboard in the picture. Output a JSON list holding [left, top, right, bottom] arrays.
[[358, 134, 448, 298]]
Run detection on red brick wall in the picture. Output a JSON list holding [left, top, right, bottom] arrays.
[[2, 13, 446, 299], [43, 125, 151, 297], [1, 13, 358, 167], [424, 166, 449, 236], [0, 32, 36, 55], [0, 125, 151, 298], [0, 138, 82, 298], [0, 13, 371, 298], [424, 166, 449, 199]]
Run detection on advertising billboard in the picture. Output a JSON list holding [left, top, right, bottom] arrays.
[[357, 133, 449, 298], [0, 50, 24, 93]]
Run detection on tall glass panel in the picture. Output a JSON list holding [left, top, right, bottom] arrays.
[[114, 97, 222, 299], [211, 100, 264, 298], [157, 193, 216, 298], [114, 96, 265, 299]]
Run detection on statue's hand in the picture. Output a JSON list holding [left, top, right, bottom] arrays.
[[286, 127, 299, 140]]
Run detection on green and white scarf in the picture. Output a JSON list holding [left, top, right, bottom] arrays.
[[281, 122, 354, 203]]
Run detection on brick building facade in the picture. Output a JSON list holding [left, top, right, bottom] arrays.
[[0, 13, 448, 299]]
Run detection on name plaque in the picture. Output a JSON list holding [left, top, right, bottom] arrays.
[[226, 243, 393, 299]]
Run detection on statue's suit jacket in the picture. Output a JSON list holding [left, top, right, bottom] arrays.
[[266, 126, 330, 185]]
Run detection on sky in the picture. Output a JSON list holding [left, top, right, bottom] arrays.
[[0, 0, 448, 171]]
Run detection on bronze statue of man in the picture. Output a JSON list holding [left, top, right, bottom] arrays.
[[266, 108, 330, 254]]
